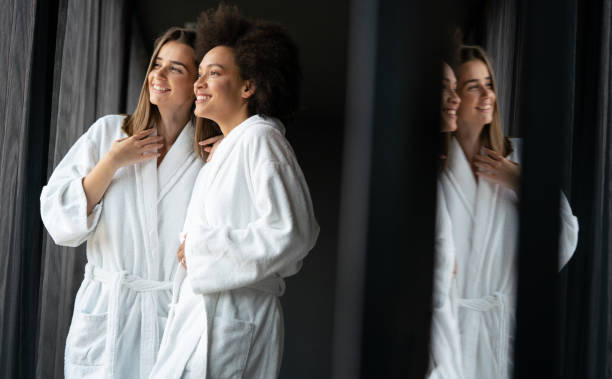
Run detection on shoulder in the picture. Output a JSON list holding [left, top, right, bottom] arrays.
[[241, 115, 286, 141], [240, 116, 294, 162], [85, 114, 128, 143]]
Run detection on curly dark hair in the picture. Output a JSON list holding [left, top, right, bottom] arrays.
[[195, 4, 302, 127]]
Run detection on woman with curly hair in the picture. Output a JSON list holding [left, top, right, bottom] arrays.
[[150, 5, 319, 379], [428, 61, 464, 379]]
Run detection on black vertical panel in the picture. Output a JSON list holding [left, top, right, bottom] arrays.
[[331, 0, 377, 377], [359, 1, 449, 377], [560, 0, 612, 378], [513, 0, 574, 378]]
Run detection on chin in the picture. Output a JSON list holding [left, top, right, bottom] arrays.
[[441, 118, 456, 132], [194, 108, 207, 118]]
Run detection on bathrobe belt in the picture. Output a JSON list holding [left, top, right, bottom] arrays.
[[84, 263, 173, 379], [456, 292, 509, 379]]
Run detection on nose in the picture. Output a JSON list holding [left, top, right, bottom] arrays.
[[481, 85, 494, 98], [153, 66, 168, 79], [449, 89, 460, 105], [194, 74, 207, 92]]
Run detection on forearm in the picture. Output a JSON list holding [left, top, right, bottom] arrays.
[[82, 154, 118, 214]]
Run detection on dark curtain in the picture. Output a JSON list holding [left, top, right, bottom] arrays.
[[36, 1, 146, 378], [0, 0, 145, 377], [0, 0, 59, 377], [482, 0, 612, 377], [512, 0, 575, 377], [560, 0, 612, 378]]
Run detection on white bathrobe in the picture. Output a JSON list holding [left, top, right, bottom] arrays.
[[439, 137, 578, 379], [428, 182, 464, 379], [149, 115, 319, 379], [40, 115, 203, 379]]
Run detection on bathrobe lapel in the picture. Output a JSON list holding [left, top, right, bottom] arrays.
[[157, 123, 197, 204]]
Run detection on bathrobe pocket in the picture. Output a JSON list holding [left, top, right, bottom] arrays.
[[65, 311, 107, 377], [184, 316, 255, 379]]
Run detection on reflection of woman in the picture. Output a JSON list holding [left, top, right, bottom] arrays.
[[428, 62, 464, 379], [440, 45, 578, 379], [40, 28, 202, 378], [150, 5, 319, 379]]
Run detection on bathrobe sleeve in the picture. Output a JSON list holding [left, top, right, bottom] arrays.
[[40, 125, 104, 247], [185, 130, 319, 295], [558, 192, 578, 269]]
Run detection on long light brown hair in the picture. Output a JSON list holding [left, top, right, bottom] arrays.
[[121, 27, 200, 137], [454, 45, 513, 157], [193, 119, 222, 161]]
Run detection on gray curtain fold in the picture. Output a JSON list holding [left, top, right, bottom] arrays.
[[483, 0, 522, 137], [127, 26, 150, 114], [0, 0, 40, 377], [35, 0, 145, 377]]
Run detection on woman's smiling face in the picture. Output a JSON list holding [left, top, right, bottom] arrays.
[[441, 63, 460, 132], [456, 59, 496, 130], [147, 41, 197, 110], [193, 45, 251, 124]]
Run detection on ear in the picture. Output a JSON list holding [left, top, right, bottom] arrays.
[[241, 80, 256, 100]]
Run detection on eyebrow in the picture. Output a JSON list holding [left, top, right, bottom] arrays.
[[463, 76, 492, 85], [155, 56, 189, 70], [198, 63, 225, 72], [206, 63, 225, 69]]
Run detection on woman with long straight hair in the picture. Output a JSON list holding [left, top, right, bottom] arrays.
[[439, 45, 578, 379], [40, 27, 210, 378], [150, 5, 319, 379]]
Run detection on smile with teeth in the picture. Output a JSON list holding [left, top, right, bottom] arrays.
[[196, 95, 211, 104], [476, 104, 492, 111], [152, 84, 170, 92]]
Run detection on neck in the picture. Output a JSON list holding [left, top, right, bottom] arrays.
[[217, 106, 250, 136], [455, 122, 485, 163], [156, 105, 191, 145]]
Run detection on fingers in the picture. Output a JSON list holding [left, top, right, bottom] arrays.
[[177, 254, 186, 269], [474, 152, 497, 164], [134, 128, 156, 140], [475, 170, 496, 182], [135, 136, 164, 148], [473, 161, 495, 174], [137, 152, 161, 162], [177, 243, 186, 268], [481, 147, 502, 160], [209, 142, 219, 156], [137, 143, 164, 154], [198, 135, 223, 146], [474, 154, 502, 168]]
